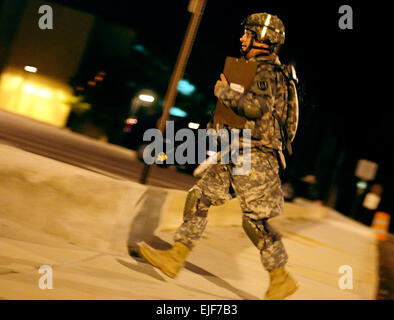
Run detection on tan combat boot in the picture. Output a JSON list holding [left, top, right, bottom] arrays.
[[264, 267, 298, 300], [138, 242, 190, 278]]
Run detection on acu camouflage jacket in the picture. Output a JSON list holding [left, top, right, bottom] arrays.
[[214, 53, 297, 152]]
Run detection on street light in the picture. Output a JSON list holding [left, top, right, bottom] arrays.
[[24, 66, 37, 73], [138, 94, 155, 103], [130, 89, 157, 116], [188, 122, 200, 129]]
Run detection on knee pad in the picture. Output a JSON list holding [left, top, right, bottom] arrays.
[[242, 216, 265, 250], [183, 186, 211, 219], [242, 216, 283, 252]]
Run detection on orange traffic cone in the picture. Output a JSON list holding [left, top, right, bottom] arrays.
[[371, 212, 390, 241]]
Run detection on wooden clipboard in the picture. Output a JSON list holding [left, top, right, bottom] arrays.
[[213, 57, 258, 128]]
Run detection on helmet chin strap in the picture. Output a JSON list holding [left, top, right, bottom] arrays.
[[251, 45, 272, 54], [240, 46, 251, 58], [241, 42, 273, 58]]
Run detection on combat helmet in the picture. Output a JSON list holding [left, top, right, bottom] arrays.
[[241, 12, 285, 56]]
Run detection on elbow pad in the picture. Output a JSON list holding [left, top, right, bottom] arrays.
[[243, 104, 262, 119]]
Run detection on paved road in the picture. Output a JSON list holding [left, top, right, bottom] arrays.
[[0, 109, 198, 191]]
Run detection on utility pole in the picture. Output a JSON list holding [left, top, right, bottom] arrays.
[[140, 0, 207, 184]]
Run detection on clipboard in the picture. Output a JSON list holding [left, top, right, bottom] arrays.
[[213, 57, 258, 128]]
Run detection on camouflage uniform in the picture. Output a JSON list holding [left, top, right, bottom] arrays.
[[174, 53, 290, 272]]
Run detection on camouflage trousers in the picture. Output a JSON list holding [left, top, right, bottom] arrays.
[[174, 150, 288, 272]]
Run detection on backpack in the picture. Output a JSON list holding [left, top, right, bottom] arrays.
[[274, 63, 299, 156], [263, 62, 299, 155], [256, 61, 299, 170]]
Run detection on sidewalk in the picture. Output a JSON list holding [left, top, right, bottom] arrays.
[[0, 144, 379, 299]]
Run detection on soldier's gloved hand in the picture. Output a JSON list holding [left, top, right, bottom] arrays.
[[214, 73, 228, 92]]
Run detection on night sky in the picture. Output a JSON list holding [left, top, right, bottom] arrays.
[[49, 0, 392, 221]]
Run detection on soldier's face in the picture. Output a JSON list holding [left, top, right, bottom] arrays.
[[240, 29, 270, 58], [240, 30, 253, 52]]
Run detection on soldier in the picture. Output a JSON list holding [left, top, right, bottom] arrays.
[[139, 12, 299, 300]]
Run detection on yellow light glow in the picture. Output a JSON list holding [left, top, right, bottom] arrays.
[[188, 122, 200, 129], [37, 89, 52, 98], [24, 84, 36, 93], [157, 152, 167, 162], [125, 117, 138, 125], [0, 70, 72, 127], [24, 66, 37, 73], [55, 90, 68, 101], [1, 75, 21, 90]]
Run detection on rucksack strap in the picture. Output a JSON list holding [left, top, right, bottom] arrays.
[[272, 109, 293, 155]]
